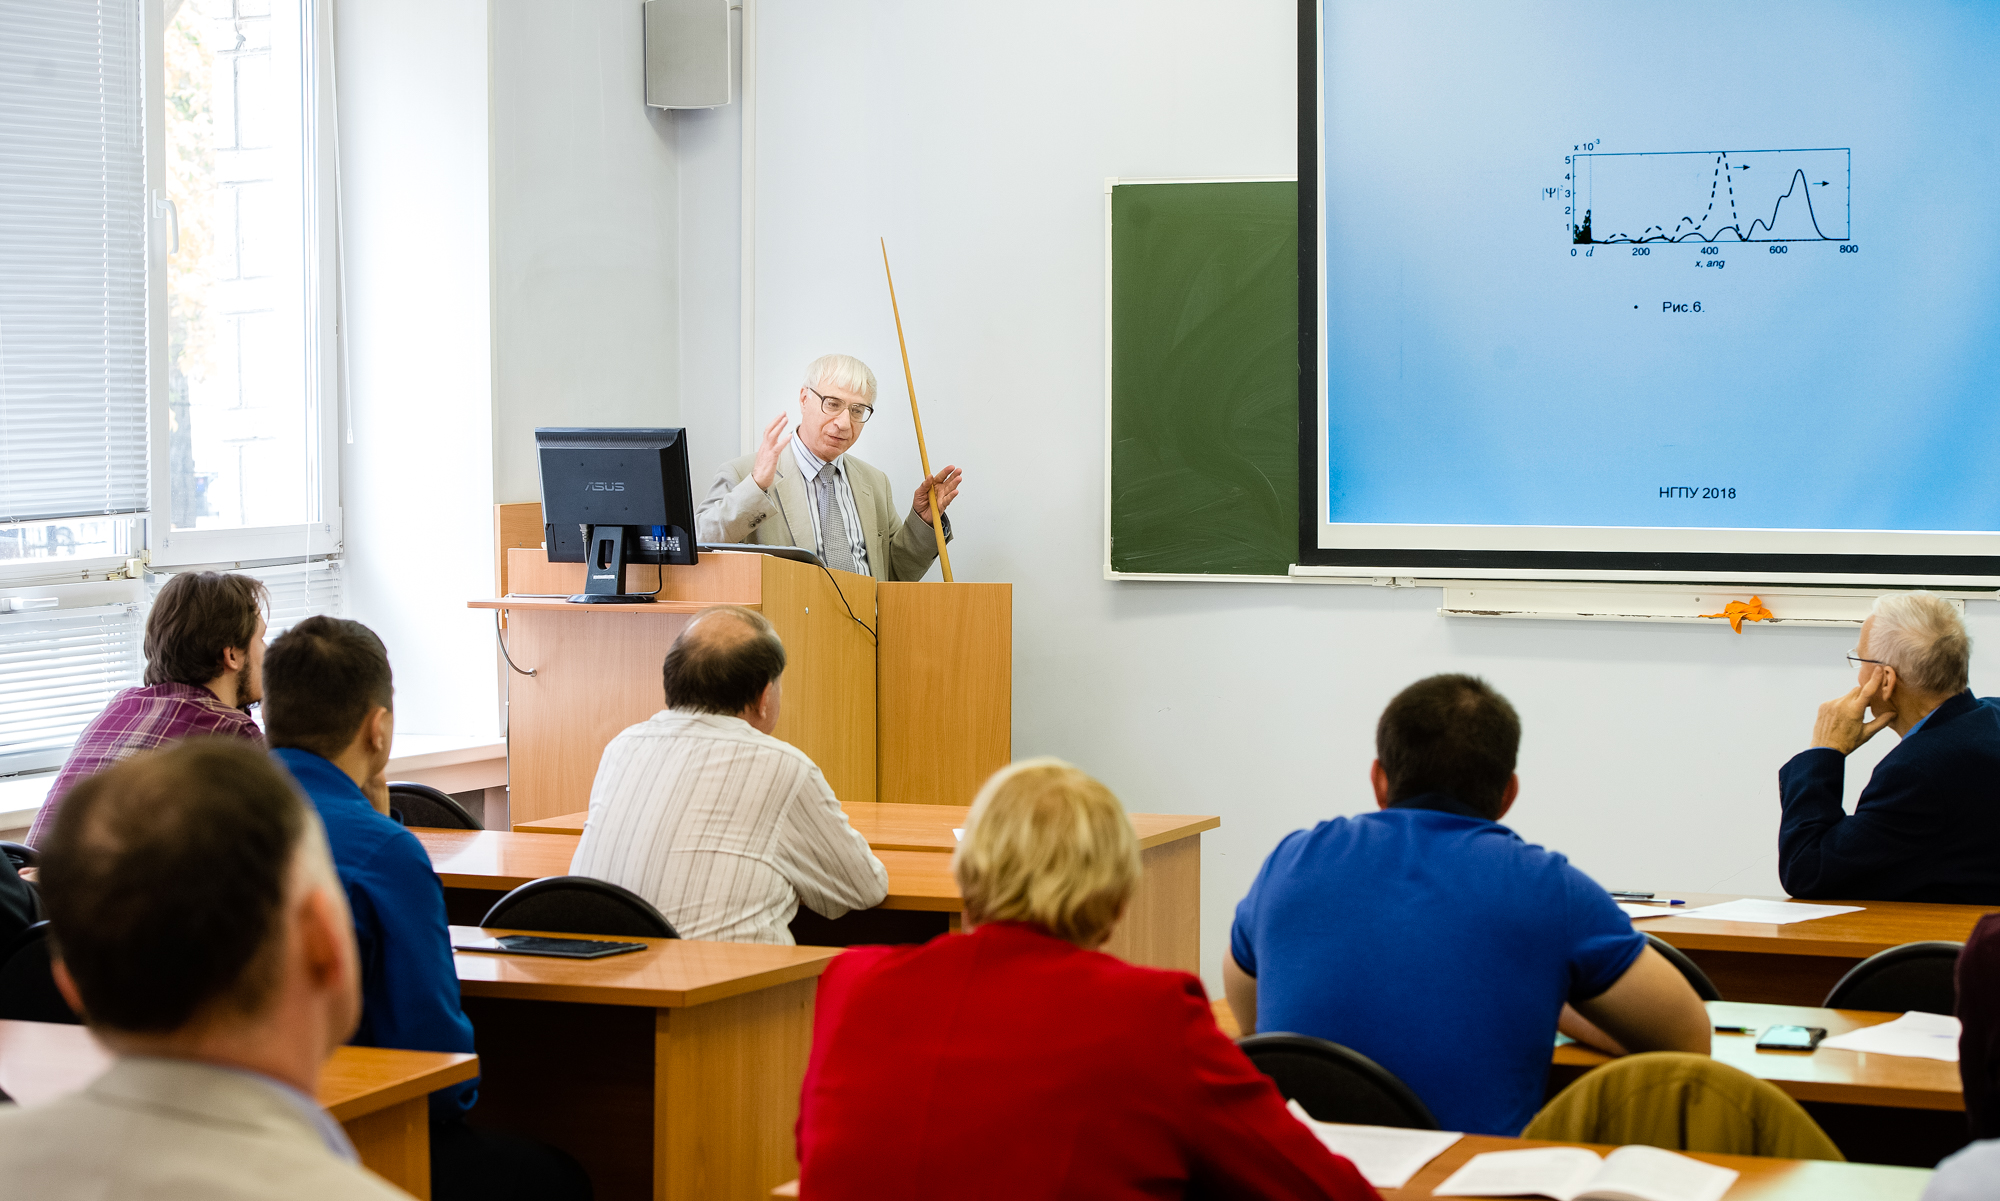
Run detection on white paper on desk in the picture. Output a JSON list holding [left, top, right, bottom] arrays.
[[1663, 898, 1862, 925], [1431, 1145, 1736, 1201], [1618, 902, 1681, 920], [1284, 1099, 1461, 1188], [952, 828, 963, 842], [1818, 1011, 1961, 1062]]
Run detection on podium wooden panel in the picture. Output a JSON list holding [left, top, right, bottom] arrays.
[[876, 581, 1012, 806], [474, 549, 876, 823]]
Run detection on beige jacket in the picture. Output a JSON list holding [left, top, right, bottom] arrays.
[[0, 1057, 409, 1200], [695, 449, 949, 583]]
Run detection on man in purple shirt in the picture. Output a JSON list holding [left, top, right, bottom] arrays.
[[28, 571, 269, 846]]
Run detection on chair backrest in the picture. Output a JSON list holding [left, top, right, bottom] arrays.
[[1960, 914, 2000, 1141], [1823, 940, 1963, 1015], [1236, 1032, 1440, 1129], [388, 782, 482, 831], [0, 841, 39, 871], [1646, 933, 1723, 1002], [1526, 1052, 1842, 1160], [480, 876, 679, 939], [0, 922, 80, 1025]]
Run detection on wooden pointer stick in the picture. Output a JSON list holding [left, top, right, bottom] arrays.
[[881, 237, 954, 583]]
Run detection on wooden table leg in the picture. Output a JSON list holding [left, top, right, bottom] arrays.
[[1101, 836, 1202, 973], [346, 1095, 431, 1199], [656, 976, 816, 1201]]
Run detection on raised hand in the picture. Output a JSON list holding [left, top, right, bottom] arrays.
[[913, 465, 962, 523], [751, 413, 790, 491]]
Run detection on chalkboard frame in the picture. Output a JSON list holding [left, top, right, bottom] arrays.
[[1103, 175, 1303, 582]]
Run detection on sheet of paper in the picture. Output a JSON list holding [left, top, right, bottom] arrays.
[[1430, 1146, 1601, 1199], [1588, 1145, 1738, 1201], [1819, 1011, 1961, 1062], [1285, 1100, 1462, 1188], [1663, 898, 1862, 925], [1618, 902, 1680, 919], [951, 828, 963, 841]]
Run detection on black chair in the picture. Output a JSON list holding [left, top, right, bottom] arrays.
[[0, 841, 38, 871], [480, 876, 679, 940], [1823, 940, 1963, 1015], [1647, 933, 1723, 1002], [0, 922, 79, 1024], [388, 781, 482, 830], [1237, 1032, 1440, 1129]]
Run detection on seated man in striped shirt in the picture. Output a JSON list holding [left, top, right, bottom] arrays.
[[570, 605, 889, 943], [29, 570, 268, 846]]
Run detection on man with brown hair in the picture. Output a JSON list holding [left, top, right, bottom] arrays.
[[262, 615, 589, 1201], [28, 570, 268, 846], [570, 605, 887, 942], [1224, 673, 1709, 1136], [0, 738, 407, 1199]]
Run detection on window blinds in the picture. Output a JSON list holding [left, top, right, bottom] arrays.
[[0, 0, 149, 524], [0, 603, 145, 775]]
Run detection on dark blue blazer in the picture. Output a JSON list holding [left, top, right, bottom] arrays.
[[1778, 691, 2000, 904]]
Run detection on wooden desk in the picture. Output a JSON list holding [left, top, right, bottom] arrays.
[[1634, 893, 1999, 1005], [517, 801, 1221, 854], [0, 1019, 477, 1199], [423, 805, 1217, 973], [453, 926, 839, 1201], [770, 1133, 1931, 1200]]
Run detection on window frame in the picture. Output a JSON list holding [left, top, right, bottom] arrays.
[[142, 0, 342, 569]]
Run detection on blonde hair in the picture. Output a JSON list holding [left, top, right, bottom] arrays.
[[953, 758, 1141, 948], [803, 353, 878, 403], [1870, 591, 1971, 696]]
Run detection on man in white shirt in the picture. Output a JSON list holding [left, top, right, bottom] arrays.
[[569, 605, 889, 943], [0, 738, 407, 1201], [695, 352, 962, 582]]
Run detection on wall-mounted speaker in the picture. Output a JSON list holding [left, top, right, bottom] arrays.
[[644, 0, 733, 110]]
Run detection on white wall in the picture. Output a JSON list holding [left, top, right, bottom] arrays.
[[335, 0, 500, 738], [491, 0, 683, 504], [679, 0, 2000, 990]]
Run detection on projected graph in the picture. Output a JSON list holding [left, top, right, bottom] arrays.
[[1569, 148, 1849, 244]]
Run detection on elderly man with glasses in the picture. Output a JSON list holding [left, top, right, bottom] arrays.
[[1777, 591, 2000, 904], [696, 353, 961, 582]]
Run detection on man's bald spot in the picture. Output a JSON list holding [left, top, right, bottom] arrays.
[[681, 608, 764, 653]]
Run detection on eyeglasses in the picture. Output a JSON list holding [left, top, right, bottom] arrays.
[[808, 387, 874, 424], [1847, 650, 1891, 670]]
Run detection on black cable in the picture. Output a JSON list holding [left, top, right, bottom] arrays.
[[494, 612, 537, 676], [811, 559, 877, 642]]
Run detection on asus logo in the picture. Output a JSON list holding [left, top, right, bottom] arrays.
[[583, 481, 625, 492]]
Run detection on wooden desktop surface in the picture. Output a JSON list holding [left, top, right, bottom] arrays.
[[515, 801, 1222, 852], [771, 1135, 1930, 1201], [1635, 893, 2000, 958], [1212, 998, 1961, 1112], [453, 926, 839, 1007], [0, 1020, 476, 1199]]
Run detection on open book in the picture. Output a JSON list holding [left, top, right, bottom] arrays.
[[1432, 1146, 1737, 1201]]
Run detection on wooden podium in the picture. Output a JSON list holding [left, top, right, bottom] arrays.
[[479, 504, 1010, 822]]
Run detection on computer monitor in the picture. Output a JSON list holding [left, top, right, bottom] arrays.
[[535, 428, 697, 603]]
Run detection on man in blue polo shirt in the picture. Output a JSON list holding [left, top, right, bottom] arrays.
[[262, 617, 590, 1201], [1225, 674, 1709, 1136]]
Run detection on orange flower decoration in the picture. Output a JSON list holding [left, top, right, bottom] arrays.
[[1700, 596, 1775, 633]]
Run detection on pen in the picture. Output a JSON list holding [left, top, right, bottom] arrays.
[[1610, 891, 1653, 900], [1713, 1024, 1758, 1035]]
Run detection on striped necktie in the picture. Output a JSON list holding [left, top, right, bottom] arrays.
[[817, 468, 857, 573]]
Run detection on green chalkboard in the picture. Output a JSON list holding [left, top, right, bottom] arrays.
[[1108, 179, 1297, 577]]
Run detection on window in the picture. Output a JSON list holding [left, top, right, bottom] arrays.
[[0, 0, 150, 570], [0, 582, 148, 775], [152, 0, 339, 565]]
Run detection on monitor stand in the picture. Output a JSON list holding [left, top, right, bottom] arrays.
[[568, 525, 656, 604]]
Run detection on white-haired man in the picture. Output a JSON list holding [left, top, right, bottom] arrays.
[[1779, 591, 2000, 904], [695, 353, 961, 582]]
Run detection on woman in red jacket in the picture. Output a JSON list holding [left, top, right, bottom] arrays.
[[796, 758, 1378, 1200]]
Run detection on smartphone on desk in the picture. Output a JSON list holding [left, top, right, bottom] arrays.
[[1755, 1024, 1827, 1052], [453, 935, 646, 959]]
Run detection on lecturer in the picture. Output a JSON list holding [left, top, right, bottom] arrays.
[[696, 353, 961, 582]]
